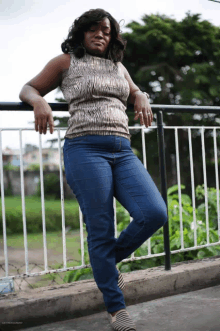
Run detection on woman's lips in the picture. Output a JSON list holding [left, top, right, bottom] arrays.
[[93, 41, 103, 46]]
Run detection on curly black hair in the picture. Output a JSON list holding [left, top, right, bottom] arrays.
[[61, 8, 127, 63]]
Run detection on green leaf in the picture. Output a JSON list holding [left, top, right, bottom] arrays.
[[167, 184, 186, 196]]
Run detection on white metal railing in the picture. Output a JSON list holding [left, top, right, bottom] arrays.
[[167, 126, 220, 252], [0, 125, 220, 287]]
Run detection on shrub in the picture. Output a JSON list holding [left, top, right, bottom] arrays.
[[36, 173, 61, 200], [2, 164, 19, 197], [26, 163, 46, 171], [129, 184, 220, 269], [63, 184, 220, 282], [0, 196, 80, 235]]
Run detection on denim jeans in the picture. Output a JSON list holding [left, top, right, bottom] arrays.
[[63, 134, 168, 314]]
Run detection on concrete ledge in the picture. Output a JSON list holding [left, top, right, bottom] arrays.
[[0, 256, 220, 330]]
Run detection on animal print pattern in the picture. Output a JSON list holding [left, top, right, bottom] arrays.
[[60, 52, 131, 141]]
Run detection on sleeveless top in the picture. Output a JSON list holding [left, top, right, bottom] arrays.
[[60, 52, 131, 141]]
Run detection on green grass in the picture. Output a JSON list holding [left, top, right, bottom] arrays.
[[1, 229, 87, 251], [2, 195, 78, 215], [0, 196, 81, 234], [0, 196, 90, 289], [0, 196, 127, 289]]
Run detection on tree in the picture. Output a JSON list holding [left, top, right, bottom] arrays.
[[121, 11, 220, 195], [122, 11, 220, 105]]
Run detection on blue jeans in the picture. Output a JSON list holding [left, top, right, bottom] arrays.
[[63, 135, 168, 314]]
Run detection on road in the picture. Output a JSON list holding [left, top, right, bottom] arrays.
[[20, 284, 220, 331]]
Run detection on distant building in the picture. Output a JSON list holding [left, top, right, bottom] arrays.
[[2, 144, 62, 171], [2, 147, 23, 167], [23, 148, 61, 170], [1, 144, 73, 198]]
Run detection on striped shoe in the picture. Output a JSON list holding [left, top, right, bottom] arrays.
[[116, 265, 125, 290], [107, 309, 136, 331]]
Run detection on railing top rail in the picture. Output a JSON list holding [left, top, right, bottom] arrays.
[[1, 102, 220, 113], [1, 126, 220, 131]]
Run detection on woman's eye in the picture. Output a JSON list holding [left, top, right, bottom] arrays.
[[89, 29, 110, 36]]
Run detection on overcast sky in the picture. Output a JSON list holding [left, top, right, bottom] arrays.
[[0, 0, 220, 150]]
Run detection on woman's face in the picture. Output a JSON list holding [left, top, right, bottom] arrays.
[[83, 17, 111, 58]]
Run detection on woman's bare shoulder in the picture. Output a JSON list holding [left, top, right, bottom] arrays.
[[23, 53, 72, 96], [56, 53, 71, 71]]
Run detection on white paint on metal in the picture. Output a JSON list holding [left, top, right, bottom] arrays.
[[213, 128, 220, 242], [57, 129, 67, 269], [19, 129, 29, 275], [201, 128, 209, 244], [0, 124, 219, 282], [0, 130, 8, 277], [188, 128, 197, 246], [175, 128, 184, 249], [39, 133, 48, 272]]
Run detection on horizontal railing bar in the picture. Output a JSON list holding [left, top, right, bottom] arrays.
[[1, 102, 220, 113], [170, 241, 220, 254], [1, 241, 219, 281], [0, 264, 92, 281], [0, 126, 220, 131], [0, 102, 66, 111], [148, 105, 220, 111], [162, 126, 220, 129]]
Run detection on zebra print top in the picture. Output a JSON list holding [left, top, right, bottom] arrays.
[[60, 51, 131, 141]]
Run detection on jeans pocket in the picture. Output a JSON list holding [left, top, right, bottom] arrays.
[[66, 135, 88, 145]]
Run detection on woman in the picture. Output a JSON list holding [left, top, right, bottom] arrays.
[[19, 8, 168, 331]]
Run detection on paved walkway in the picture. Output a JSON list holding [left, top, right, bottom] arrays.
[[21, 285, 220, 331]]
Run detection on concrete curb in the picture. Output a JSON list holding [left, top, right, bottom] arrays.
[[0, 256, 220, 330]]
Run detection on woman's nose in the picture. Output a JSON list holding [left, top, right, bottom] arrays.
[[94, 30, 104, 38]]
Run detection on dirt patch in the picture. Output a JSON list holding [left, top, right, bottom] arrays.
[[0, 246, 79, 292]]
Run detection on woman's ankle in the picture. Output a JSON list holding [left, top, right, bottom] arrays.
[[111, 310, 119, 317], [110, 309, 125, 316]]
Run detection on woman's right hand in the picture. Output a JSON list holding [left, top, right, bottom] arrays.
[[33, 99, 55, 134]]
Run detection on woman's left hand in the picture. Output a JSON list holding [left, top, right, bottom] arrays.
[[134, 94, 153, 127]]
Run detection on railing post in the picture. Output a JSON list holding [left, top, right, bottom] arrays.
[[156, 110, 171, 270]]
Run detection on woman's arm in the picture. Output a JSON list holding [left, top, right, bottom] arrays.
[[120, 62, 153, 128], [19, 54, 70, 134], [119, 62, 145, 104]]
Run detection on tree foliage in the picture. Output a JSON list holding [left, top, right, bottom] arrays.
[[122, 11, 220, 106], [121, 11, 220, 196]]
